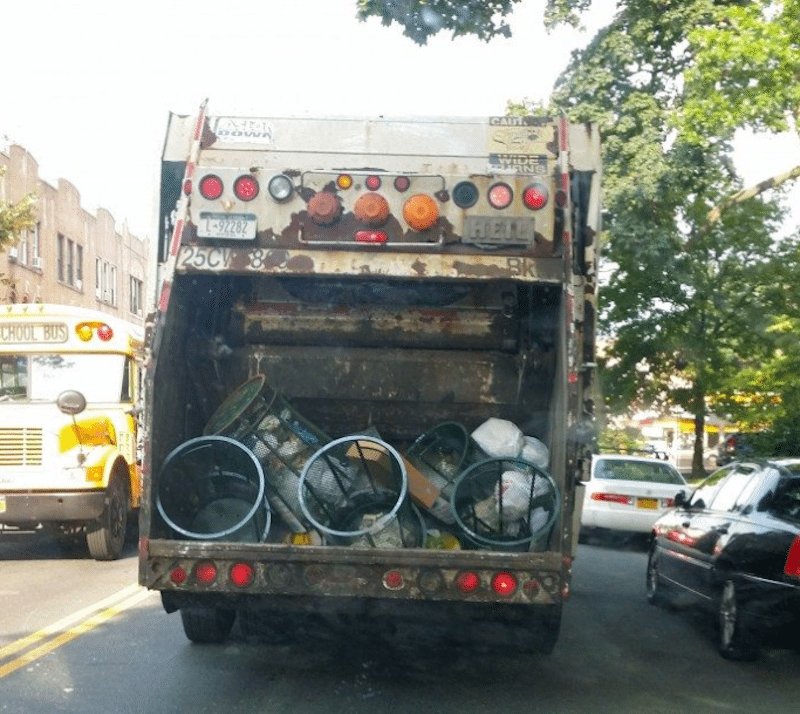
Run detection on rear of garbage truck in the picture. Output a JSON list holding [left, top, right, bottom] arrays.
[[139, 104, 601, 653]]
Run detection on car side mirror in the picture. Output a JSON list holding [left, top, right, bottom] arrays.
[[673, 490, 689, 509]]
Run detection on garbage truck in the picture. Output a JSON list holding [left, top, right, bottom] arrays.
[[139, 102, 602, 654]]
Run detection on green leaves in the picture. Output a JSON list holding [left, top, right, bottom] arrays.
[[0, 168, 37, 250]]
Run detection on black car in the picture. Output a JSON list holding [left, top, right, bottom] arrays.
[[646, 458, 800, 660]]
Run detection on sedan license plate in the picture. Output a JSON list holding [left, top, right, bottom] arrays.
[[463, 216, 536, 245], [637, 498, 658, 509], [198, 212, 257, 240]]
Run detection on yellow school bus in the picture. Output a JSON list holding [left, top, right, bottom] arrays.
[[0, 304, 143, 559]]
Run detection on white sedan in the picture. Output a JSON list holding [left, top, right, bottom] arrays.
[[580, 454, 687, 534]]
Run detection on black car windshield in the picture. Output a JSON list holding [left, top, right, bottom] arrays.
[[594, 458, 684, 484]]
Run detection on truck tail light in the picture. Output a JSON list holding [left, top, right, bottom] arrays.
[[403, 194, 439, 230], [452, 181, 479, 208], [234, 175, 259, 201], [230, 562, 255, 587], [268, 174, 294, 202], [393, 176, 411, 192], [456, 571, 480, 593], [354, 193, 390, 226], [308, 191, 342, 225], [355, 230, 388, 243], [492, 572, 517, 596], [523, 182, 549, 210], [199, 174, 224, 200], [195, 562, 218, 585], [365, 175, 382, 190], [383, 570, 404, 590], [488, 182, 513, 209], [169, 566, 188, 585], [784, 535, 800, 578]]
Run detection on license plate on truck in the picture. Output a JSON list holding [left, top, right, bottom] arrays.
[[198, 212, 257, 240], [463, 216, 536, 245]]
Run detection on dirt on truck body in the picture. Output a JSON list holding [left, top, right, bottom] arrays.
[[139, 103, 602, 654]]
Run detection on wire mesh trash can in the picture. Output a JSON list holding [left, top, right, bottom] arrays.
[[298, 436, 424, 547], [450, 457, 560, 550], [203, 375, 331, 533], [156, 435, 271, 542]]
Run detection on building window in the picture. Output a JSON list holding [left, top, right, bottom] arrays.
[[57, 234, 65, 282], [95, 257, 102, 299], [67, 238, 74, 285], [130, 276, 144, 316], [32, 223, 40, 268], [110, 265, 117, 306], [76, 244, 83, 288]]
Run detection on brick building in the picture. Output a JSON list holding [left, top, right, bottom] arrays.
[[0, 144, 148, 327]]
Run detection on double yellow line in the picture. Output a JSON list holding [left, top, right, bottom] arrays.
[[0, 584, 155, 680]]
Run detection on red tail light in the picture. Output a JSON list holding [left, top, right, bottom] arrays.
[[523, 182, 549, 210], [169, 566, 188, 585], [591, 493, 633, 505], [456, 572, 480, 593], [365, 175, 382, 191], [784, 535, 800, 579], [393, 176, 411, 192], [234, 175, 259, 201], [488, 182, 513, 209], [230, 562, 255, 587], [492, 572, 517, 596], [355, 230, 388, 243], [199, 174, 224, 200], [195, 562, 218, 585], [383, 570, 404, 590]]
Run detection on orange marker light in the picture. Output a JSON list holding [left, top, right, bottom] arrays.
[[403, 194, 438, 231], [354, 193, 390, 226]]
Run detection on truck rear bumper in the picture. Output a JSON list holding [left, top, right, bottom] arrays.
[[0, 490, 106, 524]]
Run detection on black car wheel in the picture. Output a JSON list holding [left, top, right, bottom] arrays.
[[718, 579, 758, 661], [646, 544, 670, 607]]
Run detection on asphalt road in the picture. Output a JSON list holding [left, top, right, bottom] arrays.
[[1, 529, 798, 714]]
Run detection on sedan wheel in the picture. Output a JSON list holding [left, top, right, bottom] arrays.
[[718, 579, 758, 661], [646, 545, 670, 607]]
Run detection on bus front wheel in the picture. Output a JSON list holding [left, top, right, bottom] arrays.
[[87, 473, 128, 560]]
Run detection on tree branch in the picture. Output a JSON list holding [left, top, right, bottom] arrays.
[[706, 164, 800, 227]]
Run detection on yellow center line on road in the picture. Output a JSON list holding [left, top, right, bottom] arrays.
[[0, 584, 156, 680]]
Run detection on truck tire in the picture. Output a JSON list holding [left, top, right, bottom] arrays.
[[536, 605, 562, 655], [86, 473, 128, 561], [180, 607, 236, 644]]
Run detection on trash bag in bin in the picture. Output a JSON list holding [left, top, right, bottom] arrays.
[[298, 436, 424, 548], [450, 457, 560, 550], [156, 435, 271, 542]]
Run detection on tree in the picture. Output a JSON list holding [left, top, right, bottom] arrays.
[[0, 167, 36, 250], [546, 0, 798, 476], [355, 0, 591, 45]]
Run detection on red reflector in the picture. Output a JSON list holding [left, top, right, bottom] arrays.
[[591, 493, 633, 505], [170, 567, 188, 585], [456, 572, 480, 593], [230, 562, 255, 587], [355, 230, 388, 243], [488, 182, 513, 209], [785, 535, 800, 578], [492, 572, 517, 596], [234, 175, 259, 201], [97, 324, 113, 341], [183, 179, 192, 196], [199, 174, 223, 200], [523, 182, 549, 210], [365, 175, 382, 191], [195, 562, 218, 584], [383, 570, 404, 590]]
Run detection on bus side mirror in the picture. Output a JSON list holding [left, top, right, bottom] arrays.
[[57, 390, 87, 416]]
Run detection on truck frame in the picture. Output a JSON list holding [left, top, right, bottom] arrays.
[[139, 103, 601, 653]]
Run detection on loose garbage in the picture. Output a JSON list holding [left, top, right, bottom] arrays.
[[156, 377, 559, 551]]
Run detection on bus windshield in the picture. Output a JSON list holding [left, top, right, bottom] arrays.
[[0, 354, 128, 404]]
